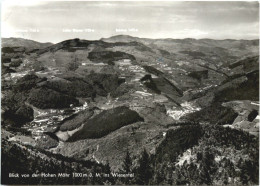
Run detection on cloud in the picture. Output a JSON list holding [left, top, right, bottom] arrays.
[[1, 1, 258, 42], [2, 0, 48, 8]]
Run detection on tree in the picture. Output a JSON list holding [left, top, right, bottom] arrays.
[[223, 171, 229, 185], [67, 61, 78, 71], [121, 149, 133, 184], [122, 149, 132, 173], [198, 148, 215, 185], [67, 55, 78, 71], [240, 161, 250, 185], [135, 149, 153, 185], [103, 161, 115, 184]]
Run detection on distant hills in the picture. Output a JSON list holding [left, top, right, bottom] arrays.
[[102, 35, 259, 58], [3, 35, 259, 51], [102, 35, 259, 47], [2, 37, 53, 50], [1, 35, 259, 185]]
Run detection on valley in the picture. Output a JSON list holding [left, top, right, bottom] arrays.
[[1, 35, 259, 185]]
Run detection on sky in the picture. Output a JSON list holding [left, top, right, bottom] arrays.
[[1, 0, 259, 43]]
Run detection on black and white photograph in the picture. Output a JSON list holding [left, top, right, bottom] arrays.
[[1, 0, 259, 185]]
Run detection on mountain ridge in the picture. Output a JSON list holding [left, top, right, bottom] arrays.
[[2, 37, 53, 49]]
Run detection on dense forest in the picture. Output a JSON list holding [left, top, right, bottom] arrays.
[[2, 124, 258, 185], [1, 36, 259, 185]]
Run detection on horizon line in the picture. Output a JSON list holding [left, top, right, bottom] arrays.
[[2, 34, 259, 45]]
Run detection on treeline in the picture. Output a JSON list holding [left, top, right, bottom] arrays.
[[1, 139, 113, 185], [118, 124, 259, 185], [2, 124, 259, 185], [171, 125, 259, 185]]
